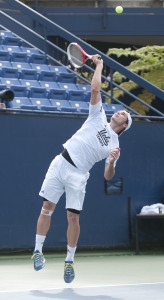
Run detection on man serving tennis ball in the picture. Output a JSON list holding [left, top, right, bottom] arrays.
[[32, 55, 132, 283]]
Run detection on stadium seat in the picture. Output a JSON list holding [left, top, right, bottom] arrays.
[[11, 62, 32, 70], [11, 97, 37, 110], [39, 81, 59, 90], [30, 63, 51, 72], [67, 90, 85, 102], [1, 78, 21, 88], [10, 52, 28, 63], [0, 61, 13, 68], [57, 83, 79, 91], [1, 67, 19, 78], [30, 98, 57, 111], [20, 79, 41, 88], [76, 83, 91, 93], [48, 88, 67, 100], [105, 103, 124, 113], [69, 100, 89, 113], [0, 84, 7, 91], [19, 69, 38, 80], [2, 45, 22, 53], [10, 85, 29, 97], [49, 65, 69, 74], [28, 53, 48, 64], [0, 36, 22, 46], [39, 70, 57, 82], [20, 47, 42, 55], [0, 50, 10, 61], [50, 99, 76, 112], [0, 30, 14, 38], [29, 86, 47, 99], [57, 72, 76, 83]]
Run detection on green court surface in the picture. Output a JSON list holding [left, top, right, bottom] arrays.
[[0, 251, 164, 299]]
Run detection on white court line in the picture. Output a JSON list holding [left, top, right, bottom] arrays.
[[0, 281, 164, 293]]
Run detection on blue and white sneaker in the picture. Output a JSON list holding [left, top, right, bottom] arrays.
[[64, 261, 75, 283], [32, 250, 45, 271]]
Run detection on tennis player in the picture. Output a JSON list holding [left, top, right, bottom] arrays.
[[32, 55, 132, 283]]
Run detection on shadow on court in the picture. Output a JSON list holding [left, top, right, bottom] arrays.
[[30, 288, 119, 300]]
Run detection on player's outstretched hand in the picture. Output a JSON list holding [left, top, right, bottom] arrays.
[[92, 54, 103, 66]]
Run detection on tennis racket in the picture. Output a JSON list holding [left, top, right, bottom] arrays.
[[67, 42, 94, 68]]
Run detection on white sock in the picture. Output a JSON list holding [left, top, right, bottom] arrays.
[[34, 234, 46, 253], [65, 245, 77, 262]]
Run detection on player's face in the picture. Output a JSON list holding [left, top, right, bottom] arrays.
[[111, 110, 128, 126]]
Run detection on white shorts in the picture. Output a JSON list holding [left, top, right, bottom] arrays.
[[39, 154, 90, 211]]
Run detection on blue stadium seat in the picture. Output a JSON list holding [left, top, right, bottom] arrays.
[[2, 45, 22, 53], [83, 91, 91, 102], [30, 98, 57, 111], [1, 67, 19, 78], [19, 69, 38, 80], [10, 52, 28, 63], [29, 86, 47, 99], [39, 70, 57, 82], [0, 50, 10, 61], [0, 30, 14, 38], [0, 61, 13, 68], [10, 85, 29, 97], [11, 97, 37, 110], [30, 63, 51, 72], [76, 83, 91, 93], [28, 53, 48, 64], [0, 84, 7, 91], [49, 65, 69, 74], [48, 88, 67, 100], [1, 78, 21, 88], [20, 47, 42, 55], [69, 100, 89, 113], [11, 62, 32, 70], [57, 72, 76, 83], [57, 82, 79, 91], [20, 79, 41, 88], [50, 99, 76, 112], [39, 81, 59, 90], [105, 103, 124, 113], [67, 90, 85, 102], [0, 36, 22, 46]]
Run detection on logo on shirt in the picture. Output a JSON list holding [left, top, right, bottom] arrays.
[[96, 128, 110, 146]]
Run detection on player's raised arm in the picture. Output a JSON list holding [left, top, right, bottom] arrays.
[[90, 55, 103, 105]]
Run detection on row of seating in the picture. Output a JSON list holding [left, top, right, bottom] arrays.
[[0, 60, 69, 71], [0, 50, 48, 64], [9, 97, 124, 114], [0, 78, 90, 92], [0, 67, 76, 83], [0, 84, 90, 101]]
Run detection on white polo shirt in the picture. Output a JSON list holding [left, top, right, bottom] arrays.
[[63, 100, 119, 173]]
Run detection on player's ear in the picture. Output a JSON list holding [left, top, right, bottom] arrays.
[[123, 123, 127, 130]]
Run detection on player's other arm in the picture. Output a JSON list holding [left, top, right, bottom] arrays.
[[104, 148, 120, 180], [90, 56, 103, 105]]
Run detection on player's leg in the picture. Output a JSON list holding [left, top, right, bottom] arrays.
[[32, 199, 56, 271], [32, 155, 64, 271], [63, 170, 89, 283], [64, 208, 80, 283]]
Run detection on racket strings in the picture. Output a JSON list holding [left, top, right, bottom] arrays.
[[69, 45, 83, 67]]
